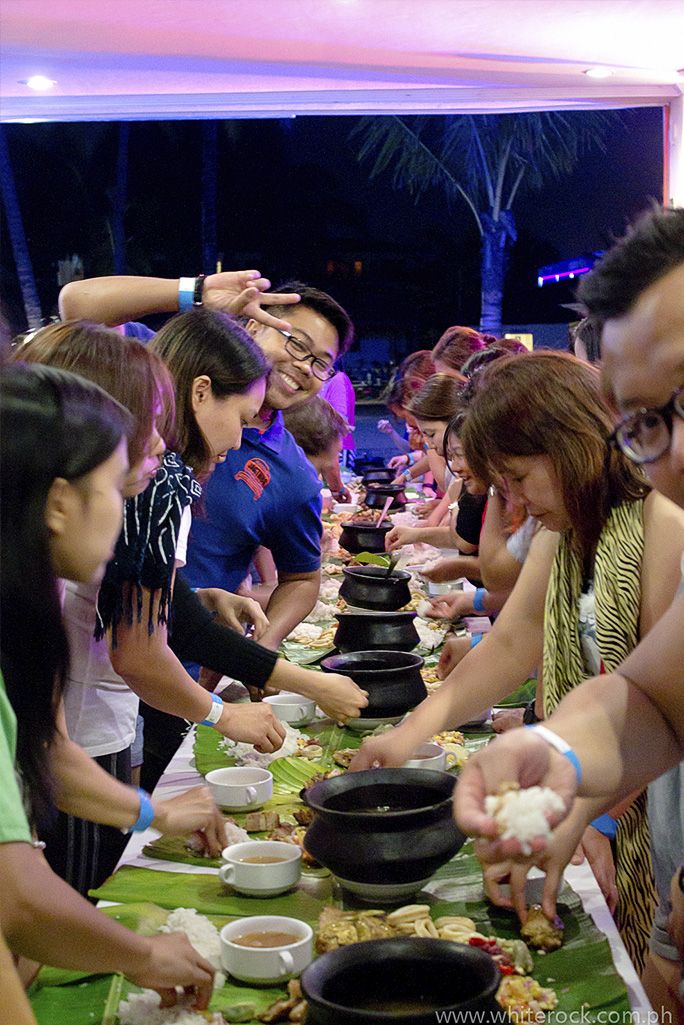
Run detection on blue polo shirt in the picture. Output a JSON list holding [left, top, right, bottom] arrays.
[[183, 412, 323, 593]]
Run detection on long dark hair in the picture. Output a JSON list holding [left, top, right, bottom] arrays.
[[0, 364, 131, 830], [150, 309, 270, 479]]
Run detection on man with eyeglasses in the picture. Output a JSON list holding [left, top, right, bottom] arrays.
[[453, 206, 684, 1012], [185, 279, 354, 649]]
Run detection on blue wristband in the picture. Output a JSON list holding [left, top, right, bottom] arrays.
[[473, 588, 486, 613], [470, 632, 483, 648], [406, 451, 415, 467], [525, 724, 583, 787], [130, 788, 155, 833], [591, 813, 618, 840], [178, 276, 195, 312]]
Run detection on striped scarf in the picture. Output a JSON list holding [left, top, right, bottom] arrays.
[[95, 451, 201, 644], [543, 497, 656, 972]]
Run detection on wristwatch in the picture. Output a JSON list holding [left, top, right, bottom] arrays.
[[678, 862, 684, 894], [522, 698, 541, 725]]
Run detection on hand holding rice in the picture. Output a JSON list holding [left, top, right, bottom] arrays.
[[484, 783, 565, 855]]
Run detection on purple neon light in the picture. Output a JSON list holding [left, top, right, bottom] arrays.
[[537, 266, 591, 286]]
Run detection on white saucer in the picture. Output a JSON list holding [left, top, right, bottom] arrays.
[[335, 875, 432, 903], [345, 714, 404, 732]]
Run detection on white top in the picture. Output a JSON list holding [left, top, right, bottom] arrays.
[[62, 506, 192, 757], [506, 516, 538, 564]]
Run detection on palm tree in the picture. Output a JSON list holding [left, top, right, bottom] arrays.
[[0, 125, 42, 329], [351, 112, 619, 335]]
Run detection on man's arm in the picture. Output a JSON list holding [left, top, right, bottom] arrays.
[[455, 593, 684, 845], [258, 570, 321, 650], [59, 272, 299, 330]]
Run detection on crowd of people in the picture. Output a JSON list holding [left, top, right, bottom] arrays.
[[1, 205, 683, 1019]]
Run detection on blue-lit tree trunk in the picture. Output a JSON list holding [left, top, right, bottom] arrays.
[[480, 210, 517, 335], [0, 125, 42, 329], [112, 123, 130, 274], [201, 121, 218, 273]]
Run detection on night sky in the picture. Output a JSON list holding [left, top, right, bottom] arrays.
[[0, 107, 663, 347]]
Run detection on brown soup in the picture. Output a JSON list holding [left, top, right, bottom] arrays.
[[238, 856, 289, 864], [232, 931, 301, 948]]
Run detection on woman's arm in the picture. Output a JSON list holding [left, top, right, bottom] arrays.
[[50, 704, 227, 852], [110, 583, 285, 751], [0, 843, 215, 1004], [477, 491, 525, 592], [350, 529, 558, 769]]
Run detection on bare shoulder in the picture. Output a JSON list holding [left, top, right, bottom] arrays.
[[643, 490, 684, 542]]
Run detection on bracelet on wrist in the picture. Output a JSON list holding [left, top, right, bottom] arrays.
[[193, 274, 206, 307], [178, 275, 205, 312], [590, 813, 617, 840], [472, 587, 487, 613], [201, 692, 224, 728], [122, 787, 155, 835], [525, 723, 583, 786]]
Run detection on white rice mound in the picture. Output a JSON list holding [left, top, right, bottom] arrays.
[[415, 599, 433, 619], [118, 992, 222, 1025], [485, 785, 565, 855], [118, 909, 226, 1025]]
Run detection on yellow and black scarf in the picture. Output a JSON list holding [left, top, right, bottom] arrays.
[[543, 498, 656, 973]]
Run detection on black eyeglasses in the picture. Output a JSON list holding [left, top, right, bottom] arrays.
[[609, 384, 684, 465], [273, 328, 336, 382]]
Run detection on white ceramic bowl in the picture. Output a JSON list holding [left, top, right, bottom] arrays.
[[220, 916, 314, 984], [219, 840, 302, 896], [402, 742, 447, 771], [206, 766, 273, 811], [263, 692, 317, 725], [333, 502, 360, 515]]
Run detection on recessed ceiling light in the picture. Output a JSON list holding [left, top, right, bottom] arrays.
[[21, 76, 57, 91], [583, 68, 614, 79]]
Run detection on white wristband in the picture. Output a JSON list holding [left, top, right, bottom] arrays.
[[526, 724, 582, 785], [201, 693, 224, 727], [178, 277, 195, 312]]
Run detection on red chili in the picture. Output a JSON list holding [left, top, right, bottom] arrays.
[[498, 964, 515, 975], [468, 936, 487, 947]]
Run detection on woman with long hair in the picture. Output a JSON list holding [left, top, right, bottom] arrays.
[[351, 352, 684, 971], [0, 364, 216, 1007]]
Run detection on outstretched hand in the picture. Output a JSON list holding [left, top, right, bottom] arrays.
[[203, 271, 300, 330]]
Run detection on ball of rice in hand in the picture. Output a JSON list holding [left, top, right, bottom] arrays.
[[484, 783, 565, 855]]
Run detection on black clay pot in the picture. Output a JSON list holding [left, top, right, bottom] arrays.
[[339, 521, 393, 555], [362, 468, 395, 486], [301, 938, 501, 1025], [353, 459, 385, 476], [334, 611, 419, 652], [339, 565, 412, 612], [321, 650, 426, 718], [302, 769, 464, 888], [364, 482, 408, 510]]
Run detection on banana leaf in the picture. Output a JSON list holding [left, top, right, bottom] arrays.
[[496, 677, 537, 708], [278, 640, 336, 666], [31, 903, 288, 1025], [90, 866, 330, 924]]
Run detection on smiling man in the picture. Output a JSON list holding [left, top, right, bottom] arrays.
[[183, 281, 354, 648]]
